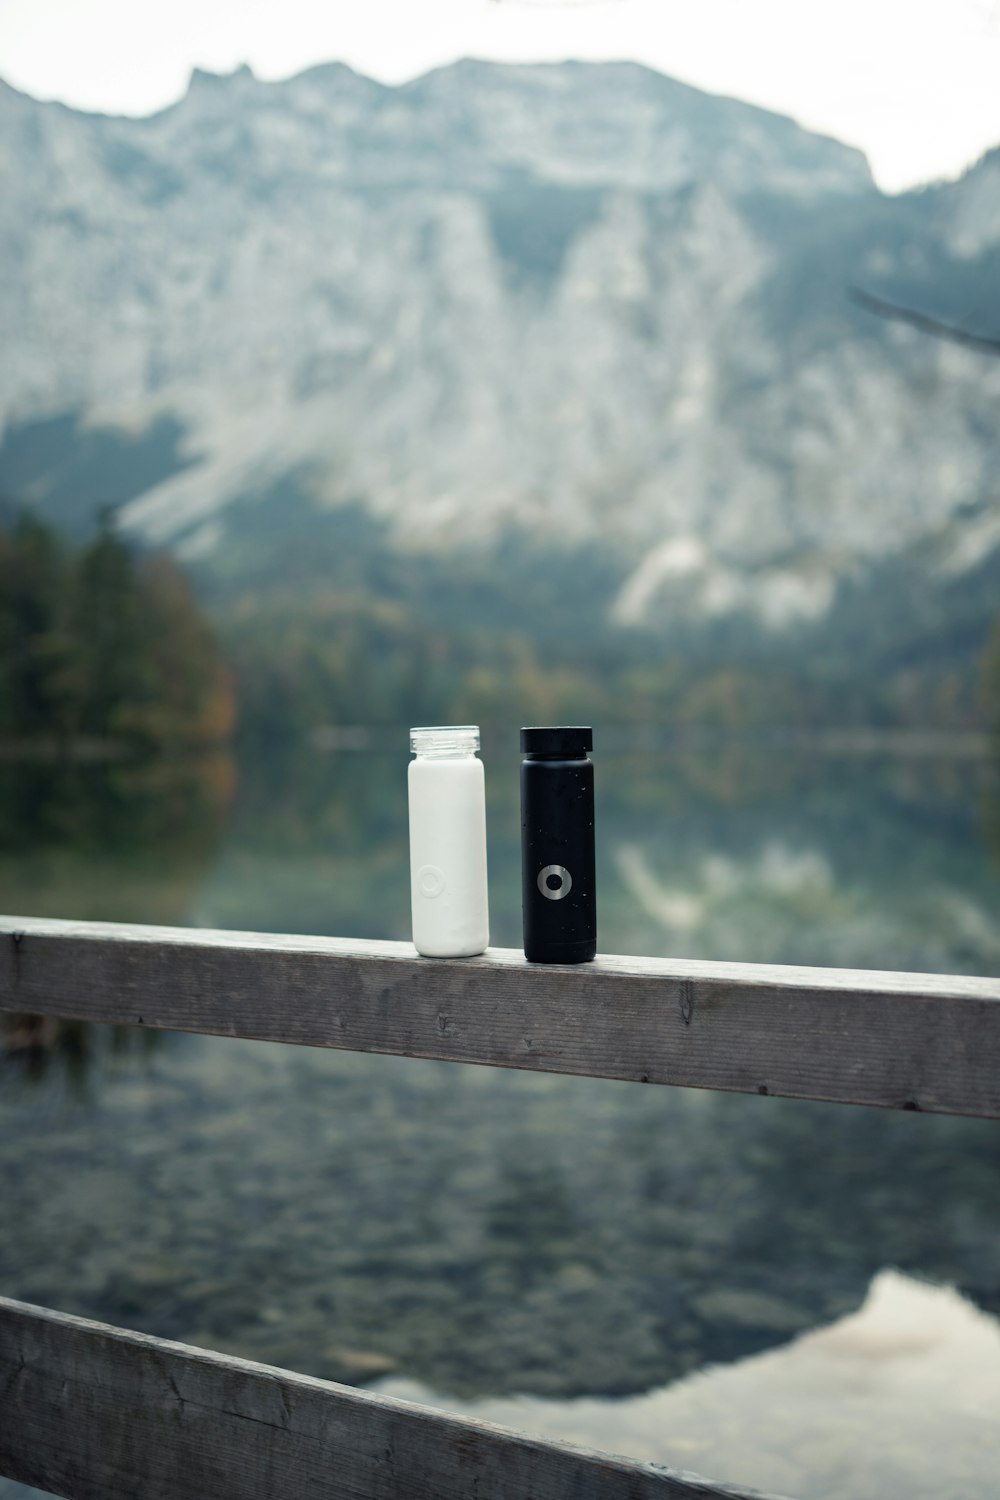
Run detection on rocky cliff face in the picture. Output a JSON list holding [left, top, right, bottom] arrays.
[[0, 59, 997, 634]]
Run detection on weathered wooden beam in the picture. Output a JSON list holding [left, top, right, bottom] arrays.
[[2, 915, 1000, 1117], [0, 1298, 776, 1500]]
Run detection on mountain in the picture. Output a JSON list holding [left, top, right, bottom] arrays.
[[0, 59, 998, 655]]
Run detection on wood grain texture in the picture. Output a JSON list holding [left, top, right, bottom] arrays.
[[2, 915, 1000, 1116], [0, 1298, 778, 1500]]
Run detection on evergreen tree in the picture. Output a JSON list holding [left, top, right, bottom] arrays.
[[0, 513, 72, 737], [70, 512, 148, 737], [0, 509, 234, 749], [140, 553, 236, 743], [983, 615, 1000, 736]]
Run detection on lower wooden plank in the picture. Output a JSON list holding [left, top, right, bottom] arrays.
[[0, 1298, 779, 1500], [2, 916, 1000, 1116]]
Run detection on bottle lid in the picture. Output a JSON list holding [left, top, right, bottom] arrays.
[[520, 726, 593, 756], [410, 725, 480, 755]]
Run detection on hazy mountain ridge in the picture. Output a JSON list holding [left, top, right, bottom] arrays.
[[0, 59, 998, 642]]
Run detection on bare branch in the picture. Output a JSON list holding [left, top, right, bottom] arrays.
[[850, 286, 1000, 356]]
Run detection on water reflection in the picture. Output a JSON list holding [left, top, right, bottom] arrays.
[[0, 750, 234, 922], [0, 752, 234, 1082], [599, 744, 1000, 972], [1, 1013, 160, 1089], [1, 740, 999, 1500], [179, 738, 1000, 973], [2, 1039, 1000, 1400], [378, 1272, 1000, 1500]]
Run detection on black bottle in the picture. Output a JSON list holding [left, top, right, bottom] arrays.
[[520, 726, 596, 964]]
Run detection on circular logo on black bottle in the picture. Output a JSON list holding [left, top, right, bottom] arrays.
[[538, 864, 572, 901]]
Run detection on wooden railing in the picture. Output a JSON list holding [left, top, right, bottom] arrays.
[[2, 914, 1000, 1500]]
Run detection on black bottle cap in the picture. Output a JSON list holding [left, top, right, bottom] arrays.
[[521, 726, 593, 756]]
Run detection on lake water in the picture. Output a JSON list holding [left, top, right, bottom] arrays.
[[2, 738, 1000, 1499]]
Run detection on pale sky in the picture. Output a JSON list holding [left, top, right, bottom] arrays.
[[1, 0, 999, 192]]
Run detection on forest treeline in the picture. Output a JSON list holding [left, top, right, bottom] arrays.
[[3, 510, 999, 748], [224, 592, 836, 742], [226, 596, 996, 743], [0, 511, 234, 748], [1, 511, 822, 746], [985, 622, 1000, 737]]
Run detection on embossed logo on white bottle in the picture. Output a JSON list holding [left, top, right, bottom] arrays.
[[417, 864, 446, 899]]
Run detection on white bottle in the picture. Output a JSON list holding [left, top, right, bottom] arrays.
[[408, 725, 489, 957]]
